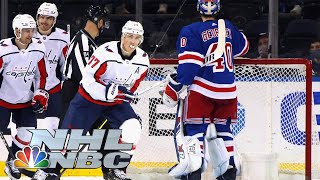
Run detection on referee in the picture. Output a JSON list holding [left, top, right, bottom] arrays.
[[61, 5, 110, 121]]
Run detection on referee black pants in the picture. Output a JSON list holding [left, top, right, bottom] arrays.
[[60, 79, 79, 127]]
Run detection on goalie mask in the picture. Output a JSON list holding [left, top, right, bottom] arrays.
[[36, 2, 58, 30], [12, 14, 36, 40], [197, 0, 221, 16]]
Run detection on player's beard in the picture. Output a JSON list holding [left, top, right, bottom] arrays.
[[40, 23, 50, 31], [37, 20, 54, 34]]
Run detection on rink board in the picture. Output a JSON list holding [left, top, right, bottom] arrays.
[[0, 79, 319, 176]]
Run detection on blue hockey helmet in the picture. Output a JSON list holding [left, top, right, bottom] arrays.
[[197, 0, 221, 16]]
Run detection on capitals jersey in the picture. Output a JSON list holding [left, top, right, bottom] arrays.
[[0, 38, 47, 109], [176, 19, 249, 99], [79, 41, 149, 106], [34, 27, 69, 94]]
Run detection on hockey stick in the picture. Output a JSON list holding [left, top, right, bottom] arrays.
[[56, 118, 109, 179], [118, 66, 175, 99], [203, 19, 226, 66], [119, 79, 168, 100], [0, 131, 35, 178]]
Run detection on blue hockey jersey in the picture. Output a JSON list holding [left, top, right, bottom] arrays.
[[176, 19, 249, 99]]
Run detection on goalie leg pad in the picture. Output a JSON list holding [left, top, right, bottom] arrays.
[[205, 124, 230, 177], [119, 118, 141, 155], [169, 100, 208, 178], [168, 133, 204, 178]]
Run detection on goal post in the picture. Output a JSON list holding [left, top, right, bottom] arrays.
[[129, 58, 314, 179]]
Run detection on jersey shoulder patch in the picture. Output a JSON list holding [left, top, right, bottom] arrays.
[[142, 52, 147, 57], [180, 37, 187, 47]]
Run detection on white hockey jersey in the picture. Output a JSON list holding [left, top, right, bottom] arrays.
[[0, 38, 47, 109], [79, 41, 149, 106], [34, 27, 69, 94]]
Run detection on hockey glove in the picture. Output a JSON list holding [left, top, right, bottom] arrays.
[[162, 72, 184, 107], [118, 85, 134, 101], [106, 83, 119, 100], [105, 83, 134, 101], [32, 89, 49, 113]]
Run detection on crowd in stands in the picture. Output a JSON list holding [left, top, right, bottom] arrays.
[[2, 0, 320, 75]]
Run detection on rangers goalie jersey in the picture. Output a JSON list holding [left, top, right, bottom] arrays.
[[176, 19, 249, 99]]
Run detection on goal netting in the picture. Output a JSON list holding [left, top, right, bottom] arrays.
[[129, 58, 316, 179]]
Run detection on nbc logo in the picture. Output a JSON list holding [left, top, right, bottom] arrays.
[[13, 146, 49, 168]]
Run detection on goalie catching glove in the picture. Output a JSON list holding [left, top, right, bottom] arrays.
[[105, 83, 133, 101], [32, 89, 49, 113], [162, 72, 184, 107]]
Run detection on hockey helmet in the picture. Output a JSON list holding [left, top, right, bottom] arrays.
[[12, 14, 36, 31], [85, 5, 110, 30], [197, 0, 221, 16], [12, 14, 36, 39], [121, 20, 144, 43], [37, 2, 58, 19]]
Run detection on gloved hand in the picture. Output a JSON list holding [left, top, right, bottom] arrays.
[[32, 89, 49, 113], [162, 72, 184, 107], [105, 83, 134, 101], [118, 85, 134, 96]]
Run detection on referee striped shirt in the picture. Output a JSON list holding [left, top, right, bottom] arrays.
[[63, 29, 97, 83]]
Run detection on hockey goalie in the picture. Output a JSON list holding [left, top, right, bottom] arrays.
[[161, 0, 249, 179]]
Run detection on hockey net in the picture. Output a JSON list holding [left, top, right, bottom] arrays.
[[129, 58, 316, 178]]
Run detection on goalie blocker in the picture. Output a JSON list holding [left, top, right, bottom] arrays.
[[162, 72, 184, 108]]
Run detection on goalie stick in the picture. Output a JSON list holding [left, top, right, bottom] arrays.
[[0, 131, 35, 178], [203, 19, 226, 66]]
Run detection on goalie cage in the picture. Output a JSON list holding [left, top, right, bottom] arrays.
[[128, 58, 315, 179]]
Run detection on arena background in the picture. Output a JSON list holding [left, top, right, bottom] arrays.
[[1, 0, 320, 179]]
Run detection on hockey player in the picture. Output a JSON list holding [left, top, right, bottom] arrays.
[[31, 2, 69, 179], [34, 1, 69, 139], [61, 20, 148, 180], [0, 14, 48, 180], [162, 0, 249, 180], [61, 5, 109, 121]]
